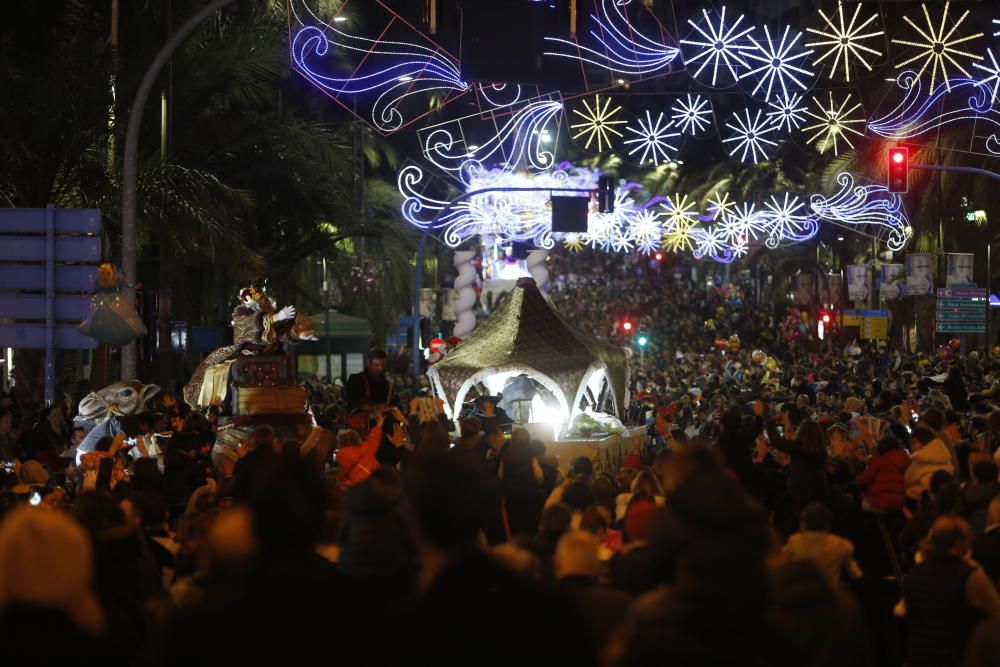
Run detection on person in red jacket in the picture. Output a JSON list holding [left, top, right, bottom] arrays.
[[337, 408, 405, 487], [856, 434, 910, 512]]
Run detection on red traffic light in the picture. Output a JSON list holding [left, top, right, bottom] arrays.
[[654, 252, 663, 262], [622, 321, 633, 332], [888, 147, 909, 193], [821, 313, 831, 324]]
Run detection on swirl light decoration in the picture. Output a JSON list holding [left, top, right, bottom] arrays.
[[805, 3, 884, 82], [420, 100, 562, 185], [289, 0, 467, 134], [543, 0, 678, 76], [890, 1, 983, 94], [742, 25, 816, 101], [680, 6, 756, 87], [868, 71, 1000, 154], [809, 172, 912, 252], [477, 83, 523, 108]]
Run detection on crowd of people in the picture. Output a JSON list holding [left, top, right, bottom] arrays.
[[2, 249, 1000, 665]]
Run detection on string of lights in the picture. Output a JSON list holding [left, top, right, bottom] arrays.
[[809, 172, 912, 252]]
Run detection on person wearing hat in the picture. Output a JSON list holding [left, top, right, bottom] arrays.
[[470, 395, 513, 433]]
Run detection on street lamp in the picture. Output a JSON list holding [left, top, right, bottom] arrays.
[[320, 257, 342, 383]]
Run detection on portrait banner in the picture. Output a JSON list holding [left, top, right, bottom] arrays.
[[905, 253, 934, 296], [880, 264, 906, 300], [846, 265, 870, 302], [946, 253, 975, 287]]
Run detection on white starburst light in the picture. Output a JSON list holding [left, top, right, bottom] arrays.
[[722, 108, 779, 163], [571, 94, 627, 152], [708, 192, 735, 220], [720, 201, 766, 243], [805, 3, 884, 81], [681, 7, 756, 86], [760, 193, 818, 247], [765, 92, 808, 133], [624, 111, 681, 165], [670, 94, 713, 135], [627, 208, 665, 254], [891, 1, 983, 93], [742, 25, 815, 101], [692, 226, 728, 258], [802, 92, 866, 155], [972, 48, 1000, 106]]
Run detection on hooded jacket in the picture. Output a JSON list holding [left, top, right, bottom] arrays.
[[855, 448, 910, 511], [337, 424, 382, 487], [904, 438, 954, 500]]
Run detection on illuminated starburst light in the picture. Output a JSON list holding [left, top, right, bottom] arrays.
[[722, 108, 779, 163], [708, 192, 735, 220], [805, 3, 884, 81], [571, 95, 627, 152], [624, 111, 681, 165], [562, 233, 586, 252], [802, 92, 866, 155], [891, 1, 983, 93], [765, 92, 808, 133], [670, 94, 713, 135], [628, 209, 665, 254], [680, 7, 756, 86], [742, 25, 815, 101], [662, 194, 699, 230], [972, 48, 1000, 106], [760, 193, 818, 247]]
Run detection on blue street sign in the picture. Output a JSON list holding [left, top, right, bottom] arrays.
[[0, 237, 101, 262], [0, 208, 101, 234], [0, 325, 98, 350], [0, 295, 91, 320], [0, 265, 97, 291], [0, 205, 103, 405]]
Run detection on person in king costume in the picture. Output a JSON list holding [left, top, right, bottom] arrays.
[[184, 286, 311, 410]]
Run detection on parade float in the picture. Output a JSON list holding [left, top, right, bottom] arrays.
[[428, 277, 644, 471]]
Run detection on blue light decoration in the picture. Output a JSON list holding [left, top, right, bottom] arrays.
[[691, 225, 737, 263], [766, 92, 808, 133], [890, 1, 983, 94], [477, 83, 523, 108], [624, 111, 682, 165], [809, 172, 912, 252], [420, 100, 563, 185], [805, 3, 884, 82], [868, 71, 1000, 155], [758, 193, 819, 249], [289, 0, 467, 134], [741, 25, 816, 101], [722, 108, 779, 163], [670, 94, 714, 135], [680, 6, 756, 87], [543, 0, 678, 76]]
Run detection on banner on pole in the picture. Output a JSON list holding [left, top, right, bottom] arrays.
[[905, 253, 934, 296]]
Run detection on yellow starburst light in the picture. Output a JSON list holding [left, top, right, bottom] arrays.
[[890, 1, 983, 92], [570, 94, 627, 152]]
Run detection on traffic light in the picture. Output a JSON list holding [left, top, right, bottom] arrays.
[[621, 320, 633, 333], [654, 252, 663, 262], [820, 311, 831, 325], [636, 334, 648, 347], [887, 147, 909, 193], [597, 175, 617, 213]]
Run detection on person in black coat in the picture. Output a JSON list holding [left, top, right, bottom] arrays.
[[163, 433, 208, 515], [972, 496, 1000, 584]]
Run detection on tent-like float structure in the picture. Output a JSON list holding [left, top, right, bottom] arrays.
[[428, 277, 630, 434]]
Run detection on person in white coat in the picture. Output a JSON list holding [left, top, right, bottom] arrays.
[[906, 426, 955, 502]]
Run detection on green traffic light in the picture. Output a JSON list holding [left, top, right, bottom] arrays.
[[637, 335, 648, 347]]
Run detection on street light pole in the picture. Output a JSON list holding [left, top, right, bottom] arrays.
[[120, 0, 237, 380]]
